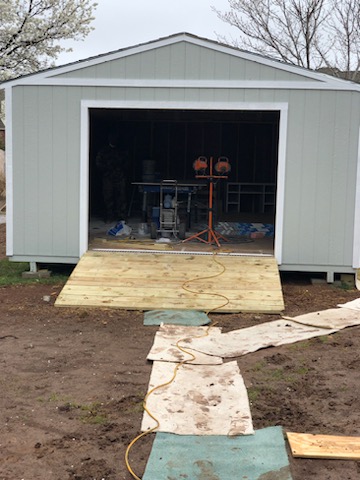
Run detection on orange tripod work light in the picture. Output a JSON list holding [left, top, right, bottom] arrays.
[[183, 156, 231, 247]]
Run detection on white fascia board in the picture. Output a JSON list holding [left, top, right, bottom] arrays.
[[11, 78, 360, 92], [5, 86, 13, 256]]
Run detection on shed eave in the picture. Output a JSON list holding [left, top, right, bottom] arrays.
[[8, 78, 360, 92]]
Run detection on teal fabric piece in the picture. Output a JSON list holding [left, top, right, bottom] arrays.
[[144, 309, 210, 326], [143, 426, 292, 480]]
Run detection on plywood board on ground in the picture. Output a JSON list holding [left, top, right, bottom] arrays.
[[287, 432, 360, 460], [141, 361, 254, 435], [55, 250, 284, 313]]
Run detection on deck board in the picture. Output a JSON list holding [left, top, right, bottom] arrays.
[[55, 251, 284, 313]]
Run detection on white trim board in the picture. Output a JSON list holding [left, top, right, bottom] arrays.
[[15, 78, 359, 92], [5, 86, 13, 257], [352, 126, 360, 268], [79, 99, 288, 265]]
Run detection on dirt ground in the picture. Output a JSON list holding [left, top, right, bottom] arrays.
[[1, 222, 360, 480]]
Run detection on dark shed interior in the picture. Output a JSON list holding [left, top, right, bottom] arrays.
[[89, 108, 279, 227]]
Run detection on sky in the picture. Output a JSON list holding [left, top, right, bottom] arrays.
[[56, 0, 236, 65]]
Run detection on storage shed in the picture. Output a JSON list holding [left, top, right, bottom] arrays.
[[3, 32, 360, 282]]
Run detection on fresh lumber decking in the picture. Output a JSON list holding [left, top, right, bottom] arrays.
[[286, 432, 360, 460], [55, 250, 284, 313]]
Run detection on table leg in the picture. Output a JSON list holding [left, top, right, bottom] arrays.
[[187, 192, 192, 229], [142, 191, 147, 222]]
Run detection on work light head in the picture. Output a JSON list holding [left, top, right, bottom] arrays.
[[214, 157, 231, 174], [193, 156, 208, 174]]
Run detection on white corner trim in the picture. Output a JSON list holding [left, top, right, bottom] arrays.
[[274, 106, 288, 265], [79, 103, 90, 256], [352, 126, 360, 268], [5, 87, 13, 257]]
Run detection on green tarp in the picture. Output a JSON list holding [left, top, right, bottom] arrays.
[[143, 426, 292, 480], [144, 309, 210, 326]]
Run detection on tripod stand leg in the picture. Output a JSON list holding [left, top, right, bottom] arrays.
[[182, 227, 209, 244]]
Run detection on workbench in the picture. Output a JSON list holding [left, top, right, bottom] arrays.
[[131, 181, 205, 227]]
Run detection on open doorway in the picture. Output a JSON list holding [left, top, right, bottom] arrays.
[[87, 108, 280, 254]]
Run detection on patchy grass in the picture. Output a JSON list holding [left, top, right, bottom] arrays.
[[0, 259, 71, 286], [288, 340, 312, 350], [251, 360, 267, 372], [247, 386, 261, 404], [124, 395, 145, 414], [269, 364, 309, 384], [44, 394, 109, 425], [78, 402, 108, 425], [317, 335, 330, 344], [294, 365, 309, 375]]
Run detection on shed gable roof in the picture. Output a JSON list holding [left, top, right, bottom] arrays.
[[2, 32, 359, 91], [54, 39, 314, 83]]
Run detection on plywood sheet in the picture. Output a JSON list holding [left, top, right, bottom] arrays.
[[287, 432, 360, 460], [338, 298, 360, 311], [186, 319, 338, 358], [146, 324, 223, 364], [141, 361, 254, 436], [55, 250, 284, 313], [284, 308, 360, 329]]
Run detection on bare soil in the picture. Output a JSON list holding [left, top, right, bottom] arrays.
[[1, 222, 360, 479]]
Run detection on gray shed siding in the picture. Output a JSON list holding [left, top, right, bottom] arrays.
[[55, 42, 316, 82], [10, 83, 360, 271], [12, 85, 82, 260], [282, 90, 360, 269]]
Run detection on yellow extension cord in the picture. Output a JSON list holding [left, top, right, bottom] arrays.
[[125, 250, 231, 480]]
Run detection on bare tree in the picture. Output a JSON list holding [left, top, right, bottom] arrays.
[[213, 0, 360, 79], [0, 0, 97, 80], [327, 0, 360, 80]]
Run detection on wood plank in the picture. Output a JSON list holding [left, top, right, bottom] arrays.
[[286, 432, 360, 460], [55, 295, 283, 313], [55, 251, 284, 313], [69, 258, 277, 268], [57, 285, 282, 300], [67, 269, 281, 283], [58, 285, 282, 301]]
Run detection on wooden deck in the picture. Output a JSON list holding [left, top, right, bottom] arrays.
[[55, 250, 284, 313]]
